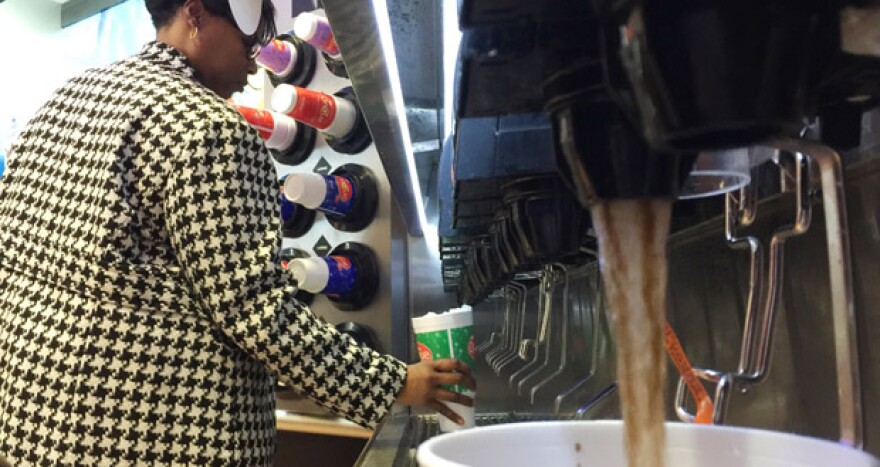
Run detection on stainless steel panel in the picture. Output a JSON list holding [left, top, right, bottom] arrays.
[[390, 200, 413, 360], [322, 0, 426, 236], [408, 234, 457, 317]]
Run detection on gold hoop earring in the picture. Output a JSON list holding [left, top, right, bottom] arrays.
[[190, 27, 199, 40]]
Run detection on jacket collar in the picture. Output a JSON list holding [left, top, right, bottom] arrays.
[[139, 41, 196, 80]]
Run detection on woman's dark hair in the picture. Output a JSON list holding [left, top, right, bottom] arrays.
[[145, 0, 277, 46]]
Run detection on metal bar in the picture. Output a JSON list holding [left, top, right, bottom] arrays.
[[489, 282, 526, 369], [476, 299, 503, 353], [770, 139, 863, 449], [485, 286, 517, 365], [493, 282, 531, 373], [575, 383, 618, 419], [323, 0, 425, 235], [725, 188, 766, 377], [675, 151, 811, 424], [745, 151, 811, 381], [509, 275, 549, 387], [529, 264, 572, 403], [553, 268, 601, 414], [712, 374, 733, 426], [515, 269, 559, 395], [674, 367, 722, 423]]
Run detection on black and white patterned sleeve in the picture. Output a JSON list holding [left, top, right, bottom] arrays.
[[161, 105, 407, 428]]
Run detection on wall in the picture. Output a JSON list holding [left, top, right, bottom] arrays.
[[0, 0, 153, 153], [0, 0, 62, 150]]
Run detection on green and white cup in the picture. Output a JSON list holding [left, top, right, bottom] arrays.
[[412, 307, 476, 432]]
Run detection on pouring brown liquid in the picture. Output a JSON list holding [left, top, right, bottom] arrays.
[[591, 199, 671, 467]]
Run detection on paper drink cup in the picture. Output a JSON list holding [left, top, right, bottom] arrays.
[[412, 308, 476, 432]]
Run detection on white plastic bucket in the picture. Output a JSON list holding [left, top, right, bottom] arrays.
[[416, 421, 880, 467]]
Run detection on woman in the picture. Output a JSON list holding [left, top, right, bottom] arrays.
[[0, 0, 474, 464]]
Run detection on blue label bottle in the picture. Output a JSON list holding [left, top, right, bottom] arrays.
[[318, 175, 357, 216], [321, 255, 358, 297]]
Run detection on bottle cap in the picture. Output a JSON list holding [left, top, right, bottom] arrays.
[[283, 172, 327, 209], [288, 258, 329, 294], [292, 12, 320, 41], [292, 11, 341, 57], [271, 84, 298, 115], [266, 112, 298, 150]]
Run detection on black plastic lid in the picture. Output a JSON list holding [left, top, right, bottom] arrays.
[[325, 164, 378, 232], [325, 87, 372, 155], [267, 34, 318, 88], [271, 123, 317, 166], [335, 321, 380, 352], [325, 242, 379, 311]]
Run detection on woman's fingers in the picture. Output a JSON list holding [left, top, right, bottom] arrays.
[[432, 370, 472, 388], [432, 358, 472, 375], [431, 359, 477, 391], [435, 387, 474, 407], [397, 360, 476, 411], [429, 400, 465, 425]]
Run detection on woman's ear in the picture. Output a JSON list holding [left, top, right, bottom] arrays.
[[181, 0, 206, 30]]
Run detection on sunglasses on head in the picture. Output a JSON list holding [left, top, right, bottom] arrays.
[[242, 35, 262, 59], [214, 11, 264, 59]]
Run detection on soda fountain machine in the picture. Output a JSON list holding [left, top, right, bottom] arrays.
[[297, 0, 880, 464]]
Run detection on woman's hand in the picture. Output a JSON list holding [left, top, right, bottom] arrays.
[[396, 359, 477, 425]]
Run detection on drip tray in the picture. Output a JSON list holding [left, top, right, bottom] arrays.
[[356, 412, 567, 467]]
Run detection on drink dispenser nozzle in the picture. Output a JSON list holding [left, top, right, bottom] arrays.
[[287, 242, 379, 311], [235, 105, 316, 165], [255, 35, 317, 87], [282, 164, 378, 232], [453, 0, 841, 206], [542, 61, 698, 206], [271, 85, 372, 154], [614, 0, 837, 151]]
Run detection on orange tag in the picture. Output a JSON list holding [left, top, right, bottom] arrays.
[[665, 321, 714, 424], [417, 342, 433, 362]]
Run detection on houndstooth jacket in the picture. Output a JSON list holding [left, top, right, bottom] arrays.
[[0, 41, 407, 465]]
